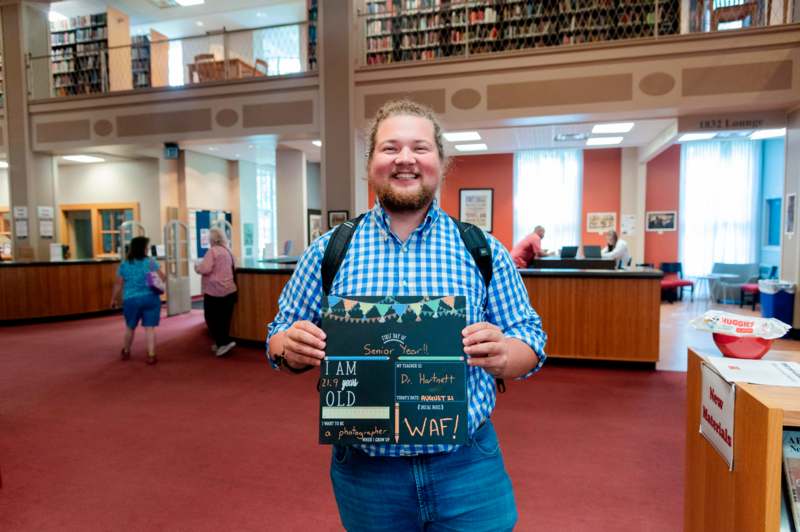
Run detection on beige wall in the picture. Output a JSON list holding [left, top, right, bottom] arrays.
[[782, 109, 800, 326], [57, 159, 162, 242], [0, 169, 8, 206], [185, 151, 233, 210]]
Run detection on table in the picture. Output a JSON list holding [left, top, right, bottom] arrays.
[[694, 273, 738, 301], [187, 58, 265, 83]]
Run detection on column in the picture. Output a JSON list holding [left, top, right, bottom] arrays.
[[781, 109, 800, 327], [276, 147, 307, 254]]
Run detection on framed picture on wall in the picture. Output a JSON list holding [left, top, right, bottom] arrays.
[[307, 209, 322, 245], [328, 210, 349, 228], [645, 211, 677, 232], [586, 212, 616, 233], [459, 188, 493, 232], [786, 194, 796, 235]]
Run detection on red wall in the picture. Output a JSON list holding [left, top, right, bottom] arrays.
[[645, 144, 681, 267], [441, 154, 515, 249], [582, 149, 621, 247]]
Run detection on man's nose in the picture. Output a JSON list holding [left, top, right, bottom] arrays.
[[395, 146, 415, 163]]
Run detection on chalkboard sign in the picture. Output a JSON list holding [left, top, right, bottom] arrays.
[[319, 295, 468, 446]]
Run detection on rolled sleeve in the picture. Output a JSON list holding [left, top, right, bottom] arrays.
[[485, 236, 547, 379]]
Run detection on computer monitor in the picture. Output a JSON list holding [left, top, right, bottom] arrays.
[[560, 246, 578, 259], [583, 245, 602, 259]]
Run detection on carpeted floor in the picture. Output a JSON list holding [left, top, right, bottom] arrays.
[[0, 310, 684, 531]]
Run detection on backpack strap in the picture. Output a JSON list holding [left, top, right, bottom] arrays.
[[450, 216, 493, 291], [321, 213, 366, 296]]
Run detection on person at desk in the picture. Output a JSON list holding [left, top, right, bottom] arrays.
[[510, 225, 554, 268], [601, 230, 630, 269]]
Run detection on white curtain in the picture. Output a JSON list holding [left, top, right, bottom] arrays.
[[513, 149, 582, 252], [679, 140, 760, 277]]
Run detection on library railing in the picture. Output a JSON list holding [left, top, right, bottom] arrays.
[[358, 0, 794, 67], [26, 21, 315, 100]]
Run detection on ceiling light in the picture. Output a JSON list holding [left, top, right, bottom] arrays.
[[586, 137, 624, 146], [312, 140, 322, 147], [196, 21, 204, 27], [750, 128, 786, 140], [678, 133, 716, 142], [207, 147, 217, 151], [256, 12, 266, 17], [176, 0, 205, 6], [234, 154, 240, 158], [444, 131, 481, 142], [454, 143, 488, 152], [248, 145, 254, 149], [592, 122, 634, 134], [554, 133, 589, 142], [0, 161, 8, 169], [49, 11, 68, 23], [63, 155, 105, 163]]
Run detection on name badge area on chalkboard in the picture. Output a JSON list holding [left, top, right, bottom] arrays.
[[319, 295, 468, 446]]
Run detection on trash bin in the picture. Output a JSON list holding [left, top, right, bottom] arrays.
[[758, 279, 795, 325]]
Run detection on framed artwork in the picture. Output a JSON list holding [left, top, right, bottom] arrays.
[[459, 188, 493, 232], [786, 193, 796, 235], [328, 210, 349, 228], [645, 211, 677, 232], [307, 209, 322, 245], [586, 212, 616, 233]]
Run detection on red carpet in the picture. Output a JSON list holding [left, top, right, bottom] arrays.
[[0, 311, 684, 531]]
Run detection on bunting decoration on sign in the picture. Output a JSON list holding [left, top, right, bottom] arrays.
[[322, 296, 465, 324]]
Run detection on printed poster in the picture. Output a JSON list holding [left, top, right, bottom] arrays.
[[319, 295, 468, 446]]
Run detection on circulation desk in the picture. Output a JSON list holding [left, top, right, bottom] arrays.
[[0, 259, 120, 321], [684, 348, 800, 532], [231, 264, 662, 364]]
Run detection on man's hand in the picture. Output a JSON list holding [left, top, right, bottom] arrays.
[[462, 322, 509, 378], [282, 320, 326, 368]]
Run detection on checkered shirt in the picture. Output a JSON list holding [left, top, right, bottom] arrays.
[[267, 200, 547, 457]]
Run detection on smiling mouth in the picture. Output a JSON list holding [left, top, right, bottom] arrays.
[[391, 172, 419, 181]]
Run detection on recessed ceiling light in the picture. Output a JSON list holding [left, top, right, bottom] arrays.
[[454, 143, 488, 152], [592, 122, 634, 134], [586, 137, 624, 146], [256, 12, 266, 17], [208, 147, 217, 151], [234, 154, 240, 158], [63, 155, 105, 163], [0, 161, 8, 169], [554, 133, 589, 142], [312, 140, 322, 147], [177, 0, 205, 6], [196, 21, 204, 27], [678, 133, 716, 142], [248, 145, 254, 149], [444, 131, 481, 142], [750, 128, 786, 140]]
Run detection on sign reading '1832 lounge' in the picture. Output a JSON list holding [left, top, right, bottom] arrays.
[[678, 111, 786, 133], [319, 295, 468, 446]]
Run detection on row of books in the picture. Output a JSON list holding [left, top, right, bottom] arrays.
[[785, 430, 800, 531], [50, 27, 108, 46], [49, 13, 107, 32]]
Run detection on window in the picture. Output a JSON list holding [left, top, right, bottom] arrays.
[[513, 150, 582, 252], [679, 140, 760, 277], [99, 208, 134, 254], [253, 25, 302, 76], [765, 198, 781, 247], [256, 164, 277, 257]]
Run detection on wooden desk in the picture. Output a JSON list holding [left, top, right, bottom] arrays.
[[187, 58, 265, 83], [0, 259, 119, 321], [529, 258, 616, 270], [230, 263, 292, 342], [685, 348, 800, 532]]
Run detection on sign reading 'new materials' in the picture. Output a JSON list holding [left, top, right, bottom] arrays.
[[319, 295, 468, 446], [700, 363, 736, 470]]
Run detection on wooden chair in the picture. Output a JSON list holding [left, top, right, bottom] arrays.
[[660, 262, 694, 303], [193, 53, 219, 82]]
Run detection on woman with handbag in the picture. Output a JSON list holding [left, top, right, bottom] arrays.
[[111, 236, 166, 365], [194, 227, 238, 357]]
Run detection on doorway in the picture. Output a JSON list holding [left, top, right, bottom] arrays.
[[65, 210, 93, 259]]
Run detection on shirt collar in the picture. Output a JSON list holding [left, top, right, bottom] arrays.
[[371, 198, 442, 241]]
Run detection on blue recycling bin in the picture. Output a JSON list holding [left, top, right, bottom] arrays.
[[759, 280, 795, 325]]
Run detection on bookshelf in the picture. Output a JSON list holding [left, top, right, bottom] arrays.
[[131, 35, 150, 89], [363, 0, 680, 65], [49, 7, 132, 97], [308, 0, 318, 71], [685, 348, 800, 532]]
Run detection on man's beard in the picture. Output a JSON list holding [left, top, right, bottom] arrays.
[[374, 179, 437, 213]]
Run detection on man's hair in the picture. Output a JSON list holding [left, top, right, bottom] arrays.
[[126, 236, 149, 262], [366, 99, 447, 170]]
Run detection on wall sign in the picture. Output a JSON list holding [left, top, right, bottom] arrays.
[[700, 363, 736, 470], [37, 206, 54, 219], [678, 110, 786, 132], [13, 206, 28, 219]]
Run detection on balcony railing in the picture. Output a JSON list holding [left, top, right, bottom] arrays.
[[358, 0, 794, 67], [27, 21, 313, 100]]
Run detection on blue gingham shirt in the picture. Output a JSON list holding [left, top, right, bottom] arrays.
[[267, 200, 547, 457]]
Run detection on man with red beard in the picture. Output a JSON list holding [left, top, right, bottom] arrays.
[[267, 100, 547, 531]]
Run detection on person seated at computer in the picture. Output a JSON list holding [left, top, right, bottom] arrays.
[[511, 225, 554, 268], [601, 230, 630, 269]]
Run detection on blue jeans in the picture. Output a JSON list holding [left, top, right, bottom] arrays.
[[330, 421, 517, 531]]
